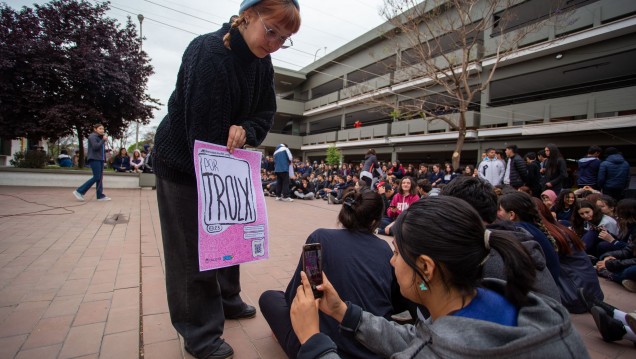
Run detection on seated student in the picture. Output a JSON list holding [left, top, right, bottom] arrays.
[[572, 200, 620, 258], [259, 190, 413, 359], [314, 174, 328, 199], [578, 288, 636, 343], [541, 189, 557, 217], [376, 182, 396, 234], [532, 197, 603, 313], [112, 148, 131, 172], [554, 189, 576, 226], [429, 163, 444, 187], [416, 179, 432, 198], [596, 194, 617, 219], [384, 177, 418, 233], [327, 175, 352, 204], [57, 150, 72, 167], [441, 176, 561, 302], [595, 198, 636, 292], [442, 162, 457, 184], [294, 177, 316, 200], [130, 149, 144, 173], [289, 196, 589, 359], [142, 149, 153, 173], [498, 192, 561, 283]]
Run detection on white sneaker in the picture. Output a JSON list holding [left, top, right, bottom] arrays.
[[72, 190, 84, 201], [282, 197, 293, 202], [97, 196, 112, 201], [622, 279, 636, 293], [275, 197, 281, 201]]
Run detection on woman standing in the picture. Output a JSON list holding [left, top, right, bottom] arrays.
[[152, 1, 301, 358], [542, 143, 568, 193]]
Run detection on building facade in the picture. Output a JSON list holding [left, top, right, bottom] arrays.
[[259, 0, 635, 170]]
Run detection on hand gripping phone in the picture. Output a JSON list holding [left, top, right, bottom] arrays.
[[302, 243, 324, 298]]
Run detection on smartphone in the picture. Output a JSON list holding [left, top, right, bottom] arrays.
[[302, 243, 323, 298]]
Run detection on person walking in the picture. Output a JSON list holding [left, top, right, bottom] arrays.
[[73, 123, 111, 202], [151, 1, 301, 358]]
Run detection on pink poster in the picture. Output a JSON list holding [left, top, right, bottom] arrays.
[[193, 141, 269, 271]]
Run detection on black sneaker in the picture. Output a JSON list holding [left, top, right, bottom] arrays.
[[225, 304, 257, 320], [591, 306, 626, 342], [185, 342, 234, 359], [577, 288, 615, 315]]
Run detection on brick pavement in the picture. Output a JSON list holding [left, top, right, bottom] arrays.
[[0, 186, 634, 358]]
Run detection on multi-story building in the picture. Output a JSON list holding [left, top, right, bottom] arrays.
[[260, 0, 636, 172]]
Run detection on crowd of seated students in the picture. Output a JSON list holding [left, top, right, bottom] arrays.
[[106, 145, 153, 173], [256, 143, 633, 352]]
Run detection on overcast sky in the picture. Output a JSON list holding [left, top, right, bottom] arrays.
[[8, 0, 392, 133]]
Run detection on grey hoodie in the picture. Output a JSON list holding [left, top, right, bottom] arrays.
[[298, 279, 589, 359], [484, 222, 561, 303]]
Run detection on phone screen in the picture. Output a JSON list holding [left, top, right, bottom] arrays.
[[302, 244, 323, 298]]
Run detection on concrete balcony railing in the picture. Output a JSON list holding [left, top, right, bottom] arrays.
[[337, 123, 390, 142], [276, 98, 304, 116], [391, 111, 480, 135], [302, 132, 337, 146]]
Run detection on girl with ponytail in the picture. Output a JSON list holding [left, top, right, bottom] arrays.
[[498, 191, 561, 283], [289, 196, 589, 358]]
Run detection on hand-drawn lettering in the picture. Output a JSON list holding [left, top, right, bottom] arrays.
[[195, 141, 269, 271]]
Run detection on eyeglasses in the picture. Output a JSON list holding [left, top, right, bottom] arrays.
[[256, 11, 293, 48]]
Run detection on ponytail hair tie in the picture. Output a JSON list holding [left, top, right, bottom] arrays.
[[344, 197, 356, 208], [484, 229, 492, 250]]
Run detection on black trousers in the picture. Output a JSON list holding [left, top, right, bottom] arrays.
[[275, 171, 291, 198], [259, 290, 301, 358], [156, 176, 245, 358]]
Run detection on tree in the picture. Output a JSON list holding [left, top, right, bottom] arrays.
[[325, 145, 341, 166], [370, 0, 568, 168], [0, 0, 160, 165]]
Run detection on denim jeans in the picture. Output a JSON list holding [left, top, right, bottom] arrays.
[[610, 264, 636, 283], [156, 176, 245, 358], [76, 159, 104, 198]]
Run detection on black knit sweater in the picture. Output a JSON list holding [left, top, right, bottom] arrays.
[[154, 23, 276, 184]]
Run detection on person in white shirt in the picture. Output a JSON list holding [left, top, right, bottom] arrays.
[[478, 148, 505, 186]]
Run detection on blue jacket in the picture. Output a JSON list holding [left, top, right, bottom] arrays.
[[577, 156, 600, 186], [273, 144, 292, 173], [598, 154, 630, 190], [86, 132, 105, 162]]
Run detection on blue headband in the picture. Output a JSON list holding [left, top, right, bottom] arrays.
[[239, 0, 300, 14]]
